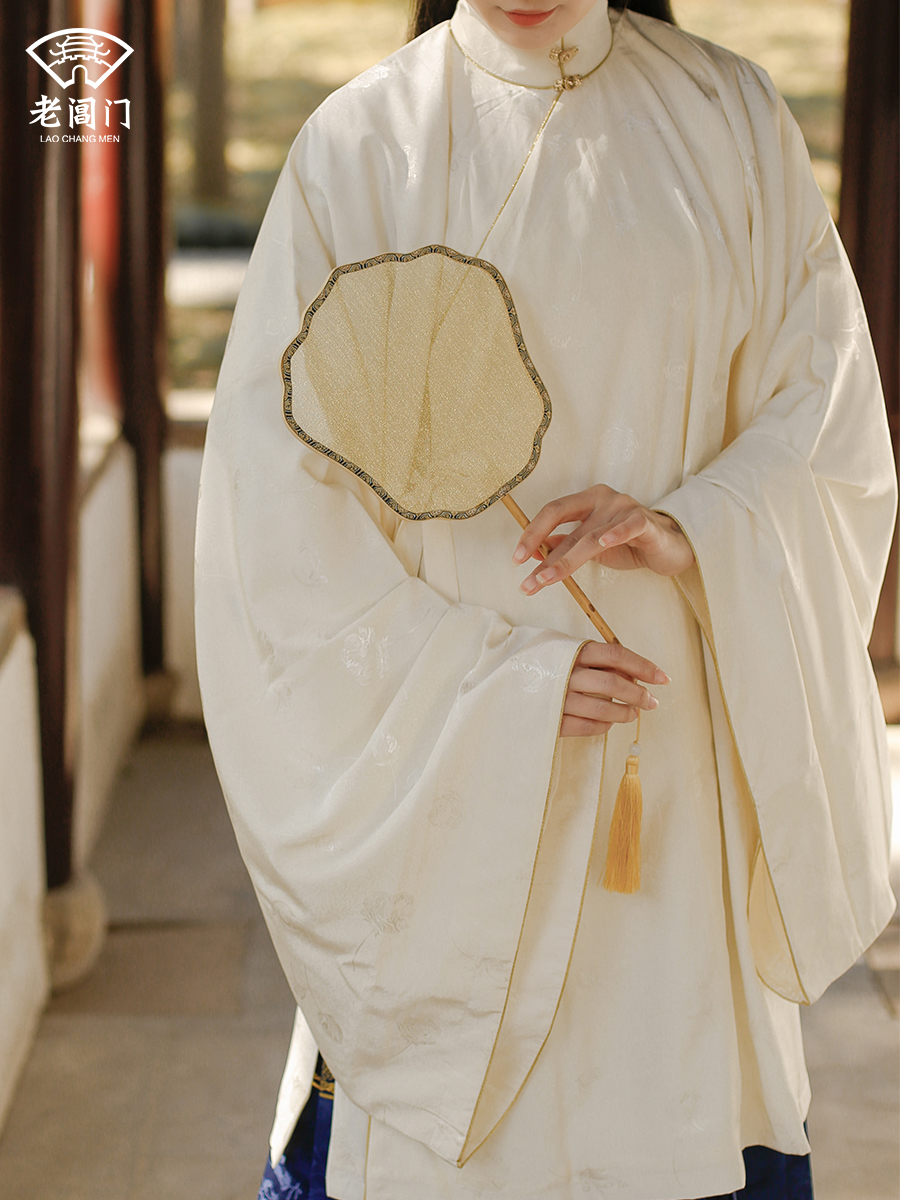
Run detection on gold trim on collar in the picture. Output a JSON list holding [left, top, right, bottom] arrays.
[[450, 28, 613, 92]]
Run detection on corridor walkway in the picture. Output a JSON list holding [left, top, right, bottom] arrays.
[[0, 727, 294, 1199], [0, 723, 896, 1198]]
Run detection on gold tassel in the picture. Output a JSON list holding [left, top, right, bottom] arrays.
[[602, 714, 642, 894]]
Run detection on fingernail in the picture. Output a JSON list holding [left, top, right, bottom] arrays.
[[512, 546, 526, 563], [646, 694, 659, 710], [656, 670, 671, 684], [536, 568, 555, 584], [521, 577, 537, 594]]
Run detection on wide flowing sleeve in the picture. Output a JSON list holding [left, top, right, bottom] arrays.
[[657, 70, 897, 1005], [194, 125, 587, 1164]]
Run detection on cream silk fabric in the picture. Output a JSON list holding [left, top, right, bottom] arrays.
[[194, 3, 897, 1197]]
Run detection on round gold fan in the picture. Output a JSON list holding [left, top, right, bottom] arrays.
[[281, 244, 644, 894], [282, 244, 617, 645]]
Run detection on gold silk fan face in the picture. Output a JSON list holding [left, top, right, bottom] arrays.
[[282, 245, 550, 520], [281, 244, 643, 895]]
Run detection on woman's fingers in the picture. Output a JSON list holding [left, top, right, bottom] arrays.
[[523, 533, 567, 563], [590, 510, 648, 553], [558, 642, 670, 739], [516, 502, 615, 589], [521, 509, 654, 591], [560, 714, 612, 738], [512, 493, 600, 564], [520, 526, 601, 592], [575, 640, 670, 686], [564, 690, 638, 725], [513, 485, 695, 586], [568, 666, 658, 711]]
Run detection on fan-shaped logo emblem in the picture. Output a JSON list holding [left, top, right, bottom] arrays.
[[27, 28, 133, 90]]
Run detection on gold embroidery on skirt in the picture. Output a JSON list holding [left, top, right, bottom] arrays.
[[312, 1057, 335, 1099]]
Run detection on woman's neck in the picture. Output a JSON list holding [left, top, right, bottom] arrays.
[[449, 0, 613, 89]]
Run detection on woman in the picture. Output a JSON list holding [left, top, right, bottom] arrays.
[[194, 2, 896, 1198]]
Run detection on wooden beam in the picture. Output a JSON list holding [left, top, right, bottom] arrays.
[[195, 0, 228, 200], [0, 0, 81, 889], [840, 0, 900, 666], [117, 0, 168, 674]]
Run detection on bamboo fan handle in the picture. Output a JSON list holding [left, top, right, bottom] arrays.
[[501, 494, 620, 646]]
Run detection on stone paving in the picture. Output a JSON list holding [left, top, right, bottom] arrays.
[[0, 729, 295, 1200]]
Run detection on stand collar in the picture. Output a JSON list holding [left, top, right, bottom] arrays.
[[449, 0, 613, 89]]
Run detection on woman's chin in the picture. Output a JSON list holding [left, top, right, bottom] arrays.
[[493, 16, 565, 50], [471, 0, 600, 50]]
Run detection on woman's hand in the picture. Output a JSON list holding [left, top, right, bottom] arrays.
[[561, 641, 669, 738], [512, 485, 694, 594]]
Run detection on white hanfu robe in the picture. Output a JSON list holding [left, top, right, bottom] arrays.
[[194, 4, 897, 1197]]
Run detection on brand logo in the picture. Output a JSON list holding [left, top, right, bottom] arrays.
[[27, 28, 133, 90]]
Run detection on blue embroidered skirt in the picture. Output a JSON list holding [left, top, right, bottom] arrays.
[[258, 1058, 334, 1200], [257, 1058, 814, 1200]]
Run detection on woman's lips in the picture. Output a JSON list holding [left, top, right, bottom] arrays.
[[504, 8, 557, 26]]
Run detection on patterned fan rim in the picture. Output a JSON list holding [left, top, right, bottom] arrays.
[[280, 244, 552, 521]]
